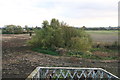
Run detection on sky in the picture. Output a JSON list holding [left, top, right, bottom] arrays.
[[0, 0, 119, 27]]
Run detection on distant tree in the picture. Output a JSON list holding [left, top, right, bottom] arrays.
[[2, 25, 23, 34], [5, 25, 16, 33], [31, 27, 34, 30], [15, 25, 23, 34], [42, 20, 49, 28], [25, 25, 30, 33], [81, 26, 86, 30], [35, 26, 38, 29]]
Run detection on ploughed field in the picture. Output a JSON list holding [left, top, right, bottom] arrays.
[[2, 33, 120, 79]]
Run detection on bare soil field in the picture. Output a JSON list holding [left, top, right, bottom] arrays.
[[2, 34, 120, 79]]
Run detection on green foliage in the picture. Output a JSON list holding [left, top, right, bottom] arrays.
[[28, 18, 92, 54], [90, 48, 111, 53], [50, 18, 60, 29], [61, 26, 92, 52], [28, 27, 64, 48], [42, 20, 49, 28], [25, 25, 30, 33], [2, 25, 23, 34], [68, 51, 119, 60], [68, 51, 101, 59], [32, 47, 59, 56], [15, 25, 23, 33], [88, 47, 119, 60], [70, 36, 92, 52]]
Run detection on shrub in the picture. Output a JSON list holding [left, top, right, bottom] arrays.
[[28, 18, 92, 54]]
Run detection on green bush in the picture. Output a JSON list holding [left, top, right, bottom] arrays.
[[32, 47, 59, 56], [28, 18, 92, 54]]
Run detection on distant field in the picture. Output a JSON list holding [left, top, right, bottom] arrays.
[[86, 30, 118, 43]]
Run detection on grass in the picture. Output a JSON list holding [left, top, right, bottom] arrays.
[[68, 50, 119, 60], [32, 47, 119, 60], [68, 52, 101, 60], [89, 48, 119, 60], [32, 47, 59, 56], [90, 48, 118, 53]]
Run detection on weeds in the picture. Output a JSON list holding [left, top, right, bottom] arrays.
[[32, 47, 59, 56], [32, 47, 119, 60]]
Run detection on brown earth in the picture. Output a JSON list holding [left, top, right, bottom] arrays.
[[2, 34, 120, 79]]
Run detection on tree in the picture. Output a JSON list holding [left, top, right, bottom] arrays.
[[81, 26, 86, 30], [50, 18, 60, 29], [28, 18, 92, 53], [25, 25, 30, 33], [5, 25, 16, 34], [14, 25, 23, 34], [2, 25, 23, 34], [42, 20, 49, 28]]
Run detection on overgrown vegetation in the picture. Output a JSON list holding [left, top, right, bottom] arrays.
[[32, 47, 59, 56], [28, 18, 92, 55], [2, 25, 24, 34], [89, 41, 119, 60], [27, 19, 119, 60]]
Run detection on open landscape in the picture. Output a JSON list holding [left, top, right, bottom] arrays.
[[2, 30, 119, 79], [1, 0, 119, 79]]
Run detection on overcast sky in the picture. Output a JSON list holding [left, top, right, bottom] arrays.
[[0, 0, 119, 27]]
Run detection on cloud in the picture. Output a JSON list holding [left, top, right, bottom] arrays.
[[0, 0, 119, 27]]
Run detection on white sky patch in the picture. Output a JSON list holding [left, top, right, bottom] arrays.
[[0, 0, 119, 27]]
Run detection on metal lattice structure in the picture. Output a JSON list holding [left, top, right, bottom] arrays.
[[26, 67, 119, 80]]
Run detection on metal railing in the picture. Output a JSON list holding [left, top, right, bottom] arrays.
[[26, 67, 119, 80]]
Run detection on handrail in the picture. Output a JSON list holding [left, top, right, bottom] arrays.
[[26, 67, 120, 80]]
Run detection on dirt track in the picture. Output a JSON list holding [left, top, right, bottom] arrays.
[[2, 34, 120, 79]]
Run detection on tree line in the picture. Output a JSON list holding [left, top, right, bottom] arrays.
[[1, 24, 119, 34], [2, 25, 36, 34], [82, 26, 119, 30]]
